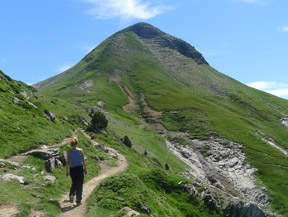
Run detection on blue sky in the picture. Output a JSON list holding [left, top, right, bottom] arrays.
[[1, 0, 288, 98]]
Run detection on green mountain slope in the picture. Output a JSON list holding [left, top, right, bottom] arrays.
[[34, 23, 288, 215], [0, 70, 88, 158]]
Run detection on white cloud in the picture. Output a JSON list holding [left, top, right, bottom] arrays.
[[279, 26, 288, 33], [83, 0, 170, 21], [57, 64, 73, 73], [247, 81, 288, 90], [247, 81, 288, 99], [267, 89, 288, 97]]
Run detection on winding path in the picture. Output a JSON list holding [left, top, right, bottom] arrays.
[[0, 130, 128, 217], [58, 132, 129, 217]]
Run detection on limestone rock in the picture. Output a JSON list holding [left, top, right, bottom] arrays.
[[44, 175, 56, 184], [59, 151, 67, 166], [22, 165, 36, 171], [81, 119, 90, 126], [0, 159, 21, 168], [20, 91, 30, 100], [44, 110, 56, 121], [13, 97, 21, 104], [26, 148, 60, 160], [118, 207, 140, 217], [28, 101, 38, 108], [45, 157, 56, 172], [0, 174, 25, 184], [226, 199, 273, 217]]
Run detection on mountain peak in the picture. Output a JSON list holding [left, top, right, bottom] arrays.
[[120, 22, 163, 38], [119, 22, 208, 65]]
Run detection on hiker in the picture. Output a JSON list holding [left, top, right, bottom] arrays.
[[66, 137, 87, 206]]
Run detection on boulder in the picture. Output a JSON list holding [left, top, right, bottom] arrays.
[[28, 101, 38, 108], [22, 165, 36, 171], [44, 110, 56, 121], [118, 207, 140, 217], [20, 91, 30, 100], [45, 157, 56, 172], [26, 148, 60, 160], [81, 119, 90, 126], [13, 97, 21, 104], [0, 159, 21, 168], [44, 175, 56, 184], [0, 174, 25, 184], [59, 152, 67, 165]]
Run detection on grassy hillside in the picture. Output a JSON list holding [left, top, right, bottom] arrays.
[[34, 23, 288, 215], [0, 132, 102, 216], [0, 70, 88, 158], [85, 118, 223, 217]]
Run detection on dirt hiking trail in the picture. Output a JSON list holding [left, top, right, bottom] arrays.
[[0, 130, 128, 217], [58, 132, 129, 217]]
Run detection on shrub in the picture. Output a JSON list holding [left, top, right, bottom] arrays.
[[123, 136, 132, 148], [87, 110, 108, 133]]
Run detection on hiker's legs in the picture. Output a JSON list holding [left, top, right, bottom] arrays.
[[69, 167, 77, 197], [75, 166, 84, 204]]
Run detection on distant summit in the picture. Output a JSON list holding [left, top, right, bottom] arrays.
[[119, 22, 208, 65]]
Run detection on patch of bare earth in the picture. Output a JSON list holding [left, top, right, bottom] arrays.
[[0, 203, 19, 217], [59, 133, 128, 217]]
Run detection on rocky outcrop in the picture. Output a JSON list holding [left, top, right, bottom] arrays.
[[117, 207, 140, 217], [0, 174, 26, 184], [280, 117, 288, 128], [0, 159, 21, 168], [104, 148, 118, 158], [167, 137, 274, 216], [13, 97, 20, 104], [20, 91, 30, 100], [44, 110, 56, 121], [227, 200, 267, 217], [45, 157, 56, 172], [44, 175, 56, 184], [26, 148, 60, 160], [25, 148, 66, 172]]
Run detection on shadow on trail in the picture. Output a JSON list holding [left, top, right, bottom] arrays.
[[61, 200, 79, 213]]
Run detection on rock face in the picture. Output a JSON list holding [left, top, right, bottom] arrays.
[[166, 137, 274, 216], [227, 200, 267, 217]]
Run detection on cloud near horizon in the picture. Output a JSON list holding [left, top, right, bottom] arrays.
[[279, 26, 288, 33], [83, 0, 169, 21], [247, 81, 288, 98]]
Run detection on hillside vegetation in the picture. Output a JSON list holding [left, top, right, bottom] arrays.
[[3, 22, 283, 216], [0, 70, 91, 158]]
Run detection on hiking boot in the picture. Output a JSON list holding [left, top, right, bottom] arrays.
[[76, 201, 82, 206], [69, 195, 74, 203]]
